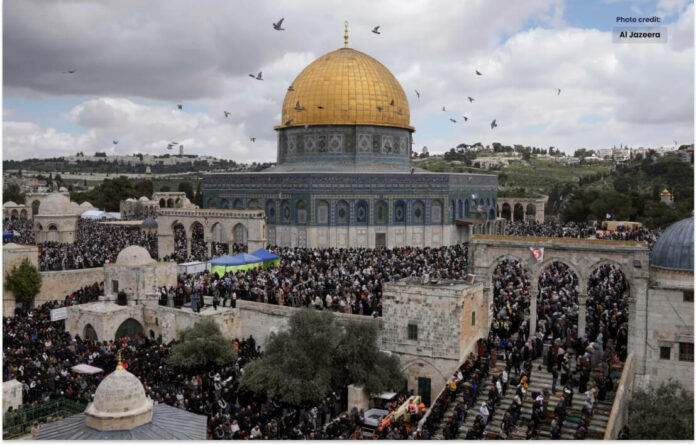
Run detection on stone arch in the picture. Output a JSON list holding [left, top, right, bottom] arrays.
[[47, 223, 59, 243], [464, 199, 470, 218], [36, 223, 43, 231], [233, 223, 248, 246], [279, 199, 291, 224], [190, 221, 205, 255], [19, 209, 27, 220], [32, 200, 40, 215], [172, 220, 187, 255], [10, 209, 18, 220], [167, 198, 174, 208], [159, 198, 166, 207], [295, 200, 307, 225], [336, 200, 349, 225], [400, 357, 447, 405], [413, 200, 425, 224], [356, 200, 368, 224], [83, 324, 98, 341], [265, 200, 276, 223], [115, 318, 144, 340], [247, 199, 261, 210], [585, 260, 631, 348], [394, 200, 407, 224], [232, 198, 244, 210], [375, 200, 388, 225], [533, 257, 584, 293], [513, 203, 524, 221], [220, 198, 230, 209], [210, 222, 227, 243], [316, 200, 330, 225], [526, 203, 536, 220], [501, 202, 512, 221], [431, 200, 443, 224]]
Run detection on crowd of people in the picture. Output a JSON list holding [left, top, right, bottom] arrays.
[[167, 244, 469, 317], [504, 221, 662, 247], [3, 219, 35, 245], [36, 220, 157, 271]]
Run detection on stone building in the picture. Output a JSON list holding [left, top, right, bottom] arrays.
[[103, 246, 177, 305], [380, 278, 486, 405], [638, 217, 694, 390], [2, 201, 31, 221], [34, 358, 206, 439], [496, 196, 548, 222], [203, 29, 498, 249], [153, 192, 197, 209], [119, 196, 158, 219], [33, 193, 94, 243]]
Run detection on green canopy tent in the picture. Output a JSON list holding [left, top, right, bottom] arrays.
[[208, 253, 262, 276], [250, 248, 281, 269]]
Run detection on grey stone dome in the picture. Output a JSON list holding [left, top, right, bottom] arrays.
[[84, 368, 153, 431], [651, 217, 693, 271], [116, 245, 155, 266], [141, 216, 158, 229]]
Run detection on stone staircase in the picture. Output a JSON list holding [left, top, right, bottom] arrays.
[[432, 354, 624, 440]]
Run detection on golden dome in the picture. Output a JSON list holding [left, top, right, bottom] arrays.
[[278, 47, 412, 130], [661, 188, 671, 196]]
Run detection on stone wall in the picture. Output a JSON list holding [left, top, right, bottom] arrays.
[[3, 380, 23, 413], [604, 353, 635, 439], [36, 268, 104, 307]]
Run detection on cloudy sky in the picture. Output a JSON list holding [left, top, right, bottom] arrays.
[[2, 0, 693, 161]]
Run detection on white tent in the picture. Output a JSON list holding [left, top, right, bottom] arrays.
[[81, 210, 117, 220], [71, 364, 103, 374]]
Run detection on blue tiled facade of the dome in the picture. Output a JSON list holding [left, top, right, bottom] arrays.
[[650, 217, 694, 271]]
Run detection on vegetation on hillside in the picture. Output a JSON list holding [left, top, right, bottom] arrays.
[[70, 177, 154, 211], [627, 380, 693, 440]]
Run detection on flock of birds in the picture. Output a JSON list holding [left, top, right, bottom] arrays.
[[60, 19, 566, 149]]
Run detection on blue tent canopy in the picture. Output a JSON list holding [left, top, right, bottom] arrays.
[[250, 248, 280, 262], [208, 255, 238, 266], [3, 231, 14, 242], [229, 253, 262, 265]]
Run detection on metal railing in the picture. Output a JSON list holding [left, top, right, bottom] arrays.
[[3, 398, 86, 439]]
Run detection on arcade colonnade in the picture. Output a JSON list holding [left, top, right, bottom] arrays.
[[469, 235, 650, 375], [156, 209, 266, 259], [497, 196, 548, 222]]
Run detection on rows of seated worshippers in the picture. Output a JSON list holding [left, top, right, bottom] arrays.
[[3, 219, 35, 244], [37, 219, 157, 271], [172, 244, 469, 317]]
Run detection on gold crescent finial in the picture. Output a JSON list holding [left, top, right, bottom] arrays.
[[116, 350, 124, 370], [344, 21, 349, 48]]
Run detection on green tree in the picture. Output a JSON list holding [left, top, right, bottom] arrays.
[[178, 182, 195, 201], [3, 183, 25, 204], [240, 310, 403, 405], [5, 259, 42, 307], [627, 380, 693, 439], [167, 318, 237, 370]]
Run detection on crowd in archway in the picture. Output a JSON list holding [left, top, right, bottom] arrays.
[[169, 244, 469, 317], [3, 219, 35, 245]]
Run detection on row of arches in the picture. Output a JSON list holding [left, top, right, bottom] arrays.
[[4, 209, 29, 220], [499, 203, 537, 222], [451, 197, 497, 221], [207, 197, 450, 226], [159, 198, 182, 208]]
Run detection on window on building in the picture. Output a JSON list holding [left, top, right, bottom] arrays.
[[472, 311, 476, 326], [679, 343, 694, 362], [660, 346, 671, 360], [112, 280, 119, 293], [684, 290, 693, 302], [407, 324, 418, 341]]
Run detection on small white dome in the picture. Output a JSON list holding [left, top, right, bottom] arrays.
[[3, 201, 17, 207], [139, 196, 149, 202], [115, 246, 155, 266], [80, 201, 95, 209], [59, 186, 68, 192], [84, 367, 153, 431]]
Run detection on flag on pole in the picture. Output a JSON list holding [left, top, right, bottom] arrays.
[[204, 217, 209, 226], [530, 247, 544, 262]]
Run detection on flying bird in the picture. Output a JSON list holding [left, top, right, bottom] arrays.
[[250, 137, 256, 143], [490, 119, 497, 129], [224, 111, 231, 118], [415, 90, 420, 98], [316, 106, 324, 110], [62, 69, 77, 74], [177, 104, 183, 110], [171, 141, 179, 145], [556, 88, 562, 96], [390, 99, 394, 106], [287, 85, 294, 91], [166, 144, 175, 150], [442, 106, 446, 112], [112, 140, 119, 145], [467, 97, 474, 102], [376, 106, 383, 112], [285, 119, 293, 126], [449, 118, 457, 123], [462, 116, 468, 122], [295, 101, 305, 111], [674, 140, 678, 146], [273, 18, 285, 30], [249, 72, 263, 81], [475, 70, 482, 76], [372, 26, 381, 34]]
